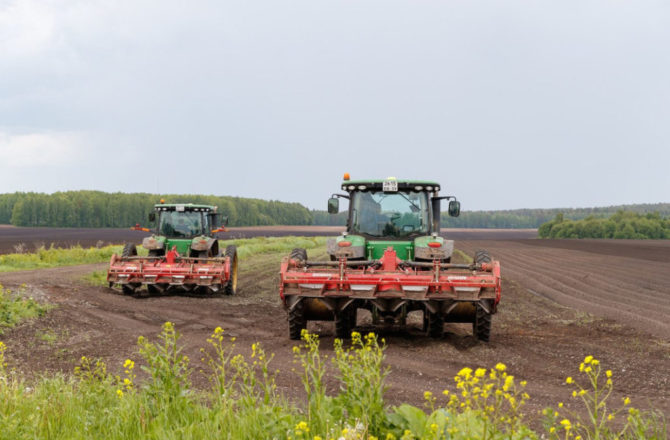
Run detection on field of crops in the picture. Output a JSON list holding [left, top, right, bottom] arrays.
[[0, 228, 668, 438]]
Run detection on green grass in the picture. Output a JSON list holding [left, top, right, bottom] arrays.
[[219, 236, 328, 259], [0, 324, 665, 440], [0, 245, 124, 272], [1, 237, 328, 273], [36, 329, 59, 346], [0, 284, 50, 335], [82, 270, 108, 287]]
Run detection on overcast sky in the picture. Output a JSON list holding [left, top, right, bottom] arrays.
[[0, 0, 668, 210]]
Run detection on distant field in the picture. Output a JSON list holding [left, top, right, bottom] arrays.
[[0, 225, 538, 254]]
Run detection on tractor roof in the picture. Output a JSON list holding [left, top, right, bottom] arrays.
[[153, 203, 217, 211], [341, 179, 441, 192]]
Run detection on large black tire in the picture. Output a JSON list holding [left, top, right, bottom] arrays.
[[289, 300, 306, 340], [428, 312, 444, 338], [474, 249, 491, 264], [290, 248, 307, 264], [122, 243, 137, 258], [474, 303, 492, 342], [223, 245, 238, 295], [335, 308, 356, 339], [120, 243, 138, 295]]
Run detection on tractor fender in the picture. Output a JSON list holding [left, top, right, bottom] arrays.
[[190, 237, 217, 252], [327, 237, 366, 259], [142, 236, 165, 250], [414, 238, 454, 260]]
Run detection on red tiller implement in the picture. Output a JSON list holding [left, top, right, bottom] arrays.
[[108, 248, 234, 294], [281, 247, 500, 302], [280, 246, 501, 339]]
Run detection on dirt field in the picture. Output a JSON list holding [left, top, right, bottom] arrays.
[[0, 227, 668, 424], [0, 225, 537, 254]]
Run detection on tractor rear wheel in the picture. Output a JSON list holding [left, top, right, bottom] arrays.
[[474, 303, 492, 342], [428, 312, 444, 338], [335, 308, 356, 339], [122, 243, 137, 258], [223, 245, 238, 295], [474, 249, 491, 264], [290, 248, 307, 265], [289, 300, 306, 340]]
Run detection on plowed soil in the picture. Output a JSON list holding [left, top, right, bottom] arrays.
[[0, 225, 537, 254], [0, 228, 668, 424]]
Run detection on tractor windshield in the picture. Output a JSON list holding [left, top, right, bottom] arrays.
[[158, 211, 206, 238], [350, 191, 429, 238]]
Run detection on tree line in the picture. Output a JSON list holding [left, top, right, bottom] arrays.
[[312, 203, 670, 229], [0, 191, 313, 228], [538, 211, 670, 239]]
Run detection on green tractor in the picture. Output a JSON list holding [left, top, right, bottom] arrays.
[[108, 202, 238, 295], [279, 176, 501, 341]]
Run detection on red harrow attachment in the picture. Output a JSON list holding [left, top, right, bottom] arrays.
[[280, 247, 501, 340], [108, 248, 237, 295]]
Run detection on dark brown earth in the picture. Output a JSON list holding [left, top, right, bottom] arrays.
[[0, 225, 537, 254], [0, 227, 668, 425]]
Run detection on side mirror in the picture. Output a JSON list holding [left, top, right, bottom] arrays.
[[148, 212, 156, 222], [448, 200, 461, 217], [221, 215, 229, 226], [328, 198, 339, 214]]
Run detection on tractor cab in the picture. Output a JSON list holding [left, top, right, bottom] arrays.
[[151, 204, 221, 239], [327, 177, 460, 260], [140, 203, 225, 257]]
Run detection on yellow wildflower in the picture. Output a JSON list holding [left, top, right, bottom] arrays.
[[584, 355, 593, 364], [495, 362, 506, 372]]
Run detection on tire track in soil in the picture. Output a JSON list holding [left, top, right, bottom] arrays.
[[0, 236, 668, 425]]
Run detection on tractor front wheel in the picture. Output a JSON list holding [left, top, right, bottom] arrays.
[[289, 300, 306, 340], [122, 243, 137, 258], [223, 245, 238, 295]]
